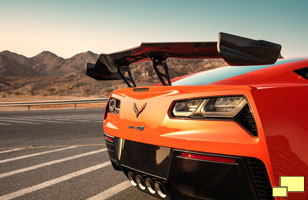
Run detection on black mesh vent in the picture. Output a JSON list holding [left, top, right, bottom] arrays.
[[235, 104, 258, 137], [246, 158, 273, 200]]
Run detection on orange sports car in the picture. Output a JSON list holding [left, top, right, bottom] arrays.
[[86, 33, 308, 200]]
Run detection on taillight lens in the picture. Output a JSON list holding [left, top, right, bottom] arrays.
[[181, 152, 236, 164], [172, 99, 204, 117], [170, 95, 257, 137], [108, 98, 120, 114], [202, 96, 247, 117], [104, 134, 114, 143], [171, 96, 247, 118]]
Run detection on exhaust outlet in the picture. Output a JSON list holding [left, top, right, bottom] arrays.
[[155, 181, 167, 198], [145, 178, 156, 194], [136, 174, 146, 190], [127, 171, 137, 186]]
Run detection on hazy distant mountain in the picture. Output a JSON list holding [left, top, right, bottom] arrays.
[[0, 50, 30, 66], [0, 52, 38, 77], [62, 51, 99, 74], [0, 50, 226, 97], [30, 51, 65, 74], [0, 50, 99, 77]]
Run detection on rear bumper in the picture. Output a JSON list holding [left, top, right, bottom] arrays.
[[106, 136, 273, 200]]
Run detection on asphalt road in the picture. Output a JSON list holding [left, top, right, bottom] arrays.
[[0, 108, 157, 200]]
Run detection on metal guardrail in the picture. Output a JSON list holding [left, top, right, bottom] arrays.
[[0, 98, 108, 111]]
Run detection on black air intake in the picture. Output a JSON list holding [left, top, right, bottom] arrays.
[[246, 158, 273, 200]]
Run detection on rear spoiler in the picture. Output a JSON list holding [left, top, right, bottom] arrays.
[[86, 32, 281, 87]]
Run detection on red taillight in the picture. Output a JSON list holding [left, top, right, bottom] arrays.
[[104, 135, 114, 143], [181, 152, 235, 164]]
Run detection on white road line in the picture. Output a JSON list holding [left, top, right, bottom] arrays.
[[0, 148, 22, 154], [29, 116, 101, 121], [19, 117, 87, 123], [0, 148, 107, 178], [1, 116, 75, 123], [27, 116, 100, 120], [0, 117, 101, 124], [0, 122, 10, 126], [8, 117, 70, 123], [0, 146, 76, 164], [0, 161, 111, 200], [45, 118, 101, 123], [87, 181, 131, 200], [68, 119, 101, 122], [0, 118, 39, 125], [51, 117, 99, 121]]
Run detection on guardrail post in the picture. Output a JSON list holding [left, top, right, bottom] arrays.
[[74, 103, 77, 110], [28, 105, 30, 111]]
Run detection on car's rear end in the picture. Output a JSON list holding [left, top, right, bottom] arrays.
[[86, 33, 308, 199], [103, 84, 275, 199]]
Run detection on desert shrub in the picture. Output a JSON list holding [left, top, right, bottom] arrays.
[[66, 83, 74, 90], [80, 86, 91, 96], [28, 88, 35, 96], [0, 86, 8, 92], [46, 87, 56, 95], [13, 90, 22, 96], [56, 88, 66, 96], [101, 87, 114, 95], [12, 82, 24, 90]]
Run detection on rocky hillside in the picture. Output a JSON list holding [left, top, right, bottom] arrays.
[[0, 50, 226, 98], [0, 50, 98, 77]]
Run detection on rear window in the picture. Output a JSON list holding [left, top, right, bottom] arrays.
[[172, 59, 301, 86]]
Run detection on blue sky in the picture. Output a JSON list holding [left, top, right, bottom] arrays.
[[1, 0, 308, 58]]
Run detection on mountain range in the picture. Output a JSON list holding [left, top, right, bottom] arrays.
[[0, 50, 98, 77], [0, 50, 226, 97]]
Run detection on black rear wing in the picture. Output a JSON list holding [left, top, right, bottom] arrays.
[[86, 32, 281, 87]]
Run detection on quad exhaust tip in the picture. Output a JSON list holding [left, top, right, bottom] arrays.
[[127, 171, 167, 198], [155, 181, 167, 198], [145, 178, 156, 194], [127, 171, 137, 187], [136, 174, 146, 190]]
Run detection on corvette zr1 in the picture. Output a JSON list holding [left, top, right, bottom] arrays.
[[86, 33, 308, 200]]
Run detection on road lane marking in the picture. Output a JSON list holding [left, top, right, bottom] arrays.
[[87, 181, 131, 200], [16, 115, 103, 122], [69, 119, 101, 122], [0, 148, 107, 178], [0, 148, 22, 154], [0, 116, 74, 124], [0, 144, 105, 151], [0, 161, 111, 200], [12, 117, 101, 123], [0, 122, 10, 126], [0, 118, 39, 125], [7, 117, 71, 123], [47, 118, 101, 122], [47, 118, 94, 122], [15, 117, 73, 123], [0, 146, 76, 164], [25, 115, 99, 119]]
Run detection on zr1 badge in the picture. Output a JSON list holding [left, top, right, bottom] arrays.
[[128, 126, 145, 131]]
